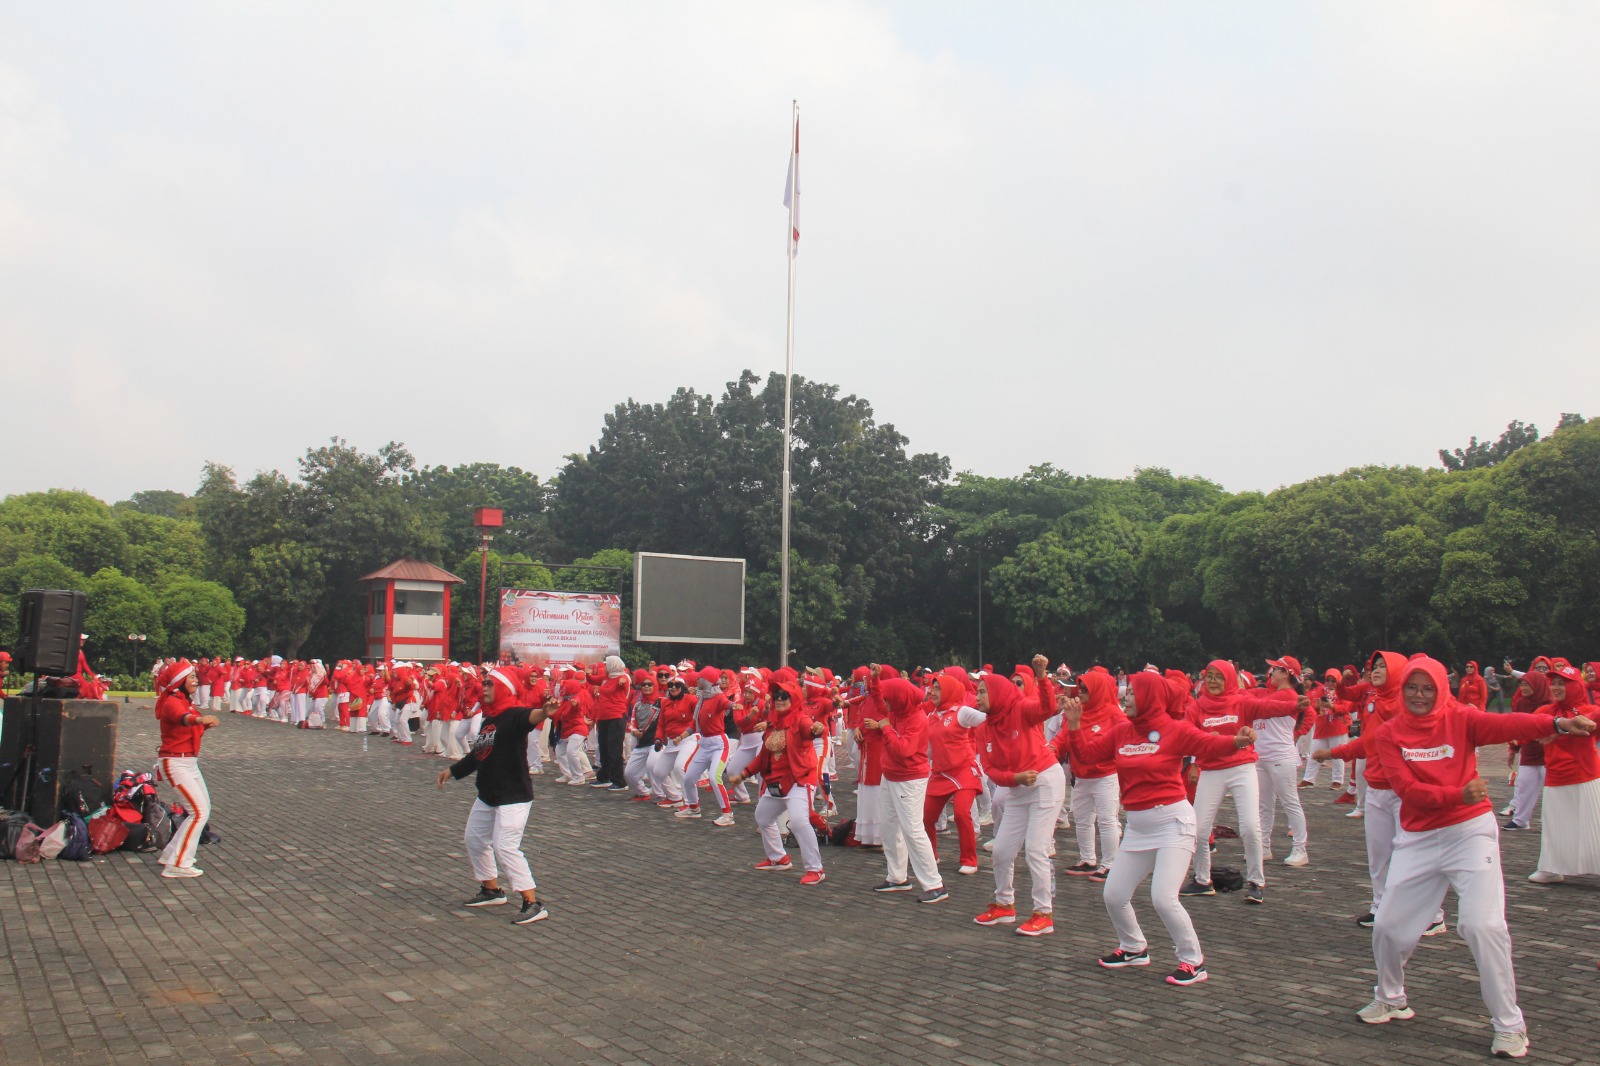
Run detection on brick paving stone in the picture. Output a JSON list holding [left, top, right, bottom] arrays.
[[3, 702, 1598, 1063]]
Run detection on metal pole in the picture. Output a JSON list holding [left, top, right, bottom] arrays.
[[780, 99, 798, 668], [477, 534, 491, 663], [976, 547, 983, 667]]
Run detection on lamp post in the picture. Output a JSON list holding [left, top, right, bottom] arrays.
[[472, 508, 504, 662], [127, 633, 147, 681]]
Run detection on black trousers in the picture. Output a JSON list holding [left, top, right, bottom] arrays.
[[596, 719, 626, 787]]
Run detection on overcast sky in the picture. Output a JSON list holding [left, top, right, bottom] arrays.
[[3, 1, 1597, 503]]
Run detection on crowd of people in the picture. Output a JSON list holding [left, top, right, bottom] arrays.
[[137, 649, 1600, 1060]]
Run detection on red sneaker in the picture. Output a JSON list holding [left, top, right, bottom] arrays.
[[629, 795, 653, 803], [753, 856, 794, 871], [798, 870, 826, 886], [973, 903, 1017, 926], [1016, 913, 1055, 937], [1333, 792, 1356, 805]]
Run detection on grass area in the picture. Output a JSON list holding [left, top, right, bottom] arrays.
[[107, 691, 155, 698]]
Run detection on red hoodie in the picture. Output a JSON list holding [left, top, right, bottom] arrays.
[[1050, 669, 1119, 779], [972, 669, 1056, 786], [927, 666, 981, 795], [587, 664, 631, 721], [1540, 667, 1600, 787], [1325, 650, 1408, 789], [1068, 673, 1243, 811], [1369, 657, 1564, 832], [1182, 660, 1298, 771], [876, 677, 931, 782], [1457, 662, 1488, 710]]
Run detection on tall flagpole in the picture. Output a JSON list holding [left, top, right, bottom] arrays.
[[779, 99, 798, 668]]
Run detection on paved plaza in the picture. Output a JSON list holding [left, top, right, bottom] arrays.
[[2, 703, 1597, 1065]]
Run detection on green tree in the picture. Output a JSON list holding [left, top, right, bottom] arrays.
[[1439, 419, 1540, 471], [160, 578, 246, 657], [116, 510, 207, 586], [114, 489, 194, 519], [0, 490, 130, 575], [83, 568, 166, 672], [0, 554, 90, 650]]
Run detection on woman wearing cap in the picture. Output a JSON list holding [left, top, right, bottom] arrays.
[[726, 671, 827, 885], [437, 667, 556, 925], [648, 674, 696, 808], [726, 670, 768, 805], [1255, 657, 1311, 868], [1526, 665, 1600, 884], [1063, 670, 1256, 985], [1358, 656, 1594, 1059], [153, 660, 220, 879]]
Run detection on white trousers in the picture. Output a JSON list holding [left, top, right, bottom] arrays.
[[557, 735, 592, 781], [1365, 786, 1446, 923], [1105, 844, 1202, 966], [1301, 737, 1348, 785], [195, 685, 211, 708], [756, 785, 822, 872], [991, 763, 1066, 914], [1372, 813, 1523, 1034], [726, 741, 762, 803], [291, 693, 308, 725], [370, 698, 393, 733], [1509, 764, 1545, 827], [158, 757, 210, 871], [1255, 757, 1307, 849], [424, 718, 444, 753], [624, 743, 655, 796], [1193, 763, 1264, 886], [679, 735, 730, 812], [443, 719, 467, 760], [252, 687, 268, 716], [463, 799, 535, 893], [1353, 759, 1368, 806], [525, 720, 545, 772], [1071, 774, 1121, 869], [647, 741, 685, 801], [881, 777, 941, 890]]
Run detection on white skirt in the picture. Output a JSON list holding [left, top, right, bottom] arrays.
[[854, 783, 884, 845], [1537, 777, 1600, 876], [1121, 800, 1197, 852]]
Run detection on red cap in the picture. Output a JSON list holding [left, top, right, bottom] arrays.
[[1266, 656, 1303, 678]]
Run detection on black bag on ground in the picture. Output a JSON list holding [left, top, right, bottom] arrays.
[[57, 813, 92, 861], [141, 795, 174, 853], [59, 772, 106, 820], [1211, 866, 1246, 893]]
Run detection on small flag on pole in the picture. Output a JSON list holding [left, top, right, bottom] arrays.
[[783, 116, 799, 258]]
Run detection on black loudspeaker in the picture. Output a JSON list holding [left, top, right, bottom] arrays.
[[0, 698, 119, 823], [16, 589, 87, 676]]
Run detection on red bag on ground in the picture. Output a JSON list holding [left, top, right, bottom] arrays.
[[88, 811, 130, 854]]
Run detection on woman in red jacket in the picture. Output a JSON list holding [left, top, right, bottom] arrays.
[[1299, 668, 1351, 792], [1526, 664, 1600, 884], [1457, 661, 1488, 710], [1360, 657, 1593, 1059], [154, 659, 219, 879], [861, 671, 946, 902], [726, 672, 826, 885], [963, 656, 1065, 937], [1052, 668, 1122, 880], [1064, 670, 1255, 985], [554, 675, 594, 785], [923, 666, 983, 875]]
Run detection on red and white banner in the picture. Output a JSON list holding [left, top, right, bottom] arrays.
[[497, 589, 621, 667]]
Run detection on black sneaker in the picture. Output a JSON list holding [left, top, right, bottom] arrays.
[[1179, 878, 1215, 897], [606, 784, 629, 791], [1500, 820, 1524, 831], [1088, 867, 1109, 882], [919, 887, 950, 905], [871, 879, 915, 893], [1166, 961, 1208, 986], [1097, 948, 1150, 968], [512, 899, 549, 924], [1243, 882, 1264, 904], [1356, 912, 1376, 928], [464, 887, 508, 907]]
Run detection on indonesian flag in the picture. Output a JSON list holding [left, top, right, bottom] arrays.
[[783, 115, 799, 258]]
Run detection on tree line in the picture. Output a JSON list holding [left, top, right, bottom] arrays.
[[1, 368, 1592, 676]]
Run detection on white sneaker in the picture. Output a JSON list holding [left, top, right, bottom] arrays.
[[1528, 870, 1565, 884], [1489, 1029, 1529, 1058], [982, 839, 996, 853], [160, 865, 204, 879], [1356, 999, 1415, 1025], [976, 813, 994, 827], [958, 864, 979, 875], [1284, 848, 1309, 867], [712, 813, 735, 827], [1421, 919, 1447, 937], [1346, 809, 1365, 819], [1263, 848, 1274, 862], [675, 807, 702, 819]]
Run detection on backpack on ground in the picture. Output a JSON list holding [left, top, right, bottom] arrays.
[[1, 810, 31, 860], [59, 772, 107, 820], [1211, 866, 1246, 893], [13, 823, 47, 863], [58, 813, 92, 861], [88, 810, 130, 854], [142, 796, 174, 853]]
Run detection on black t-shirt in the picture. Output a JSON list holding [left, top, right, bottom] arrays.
[[449, 706, 536, 806]]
